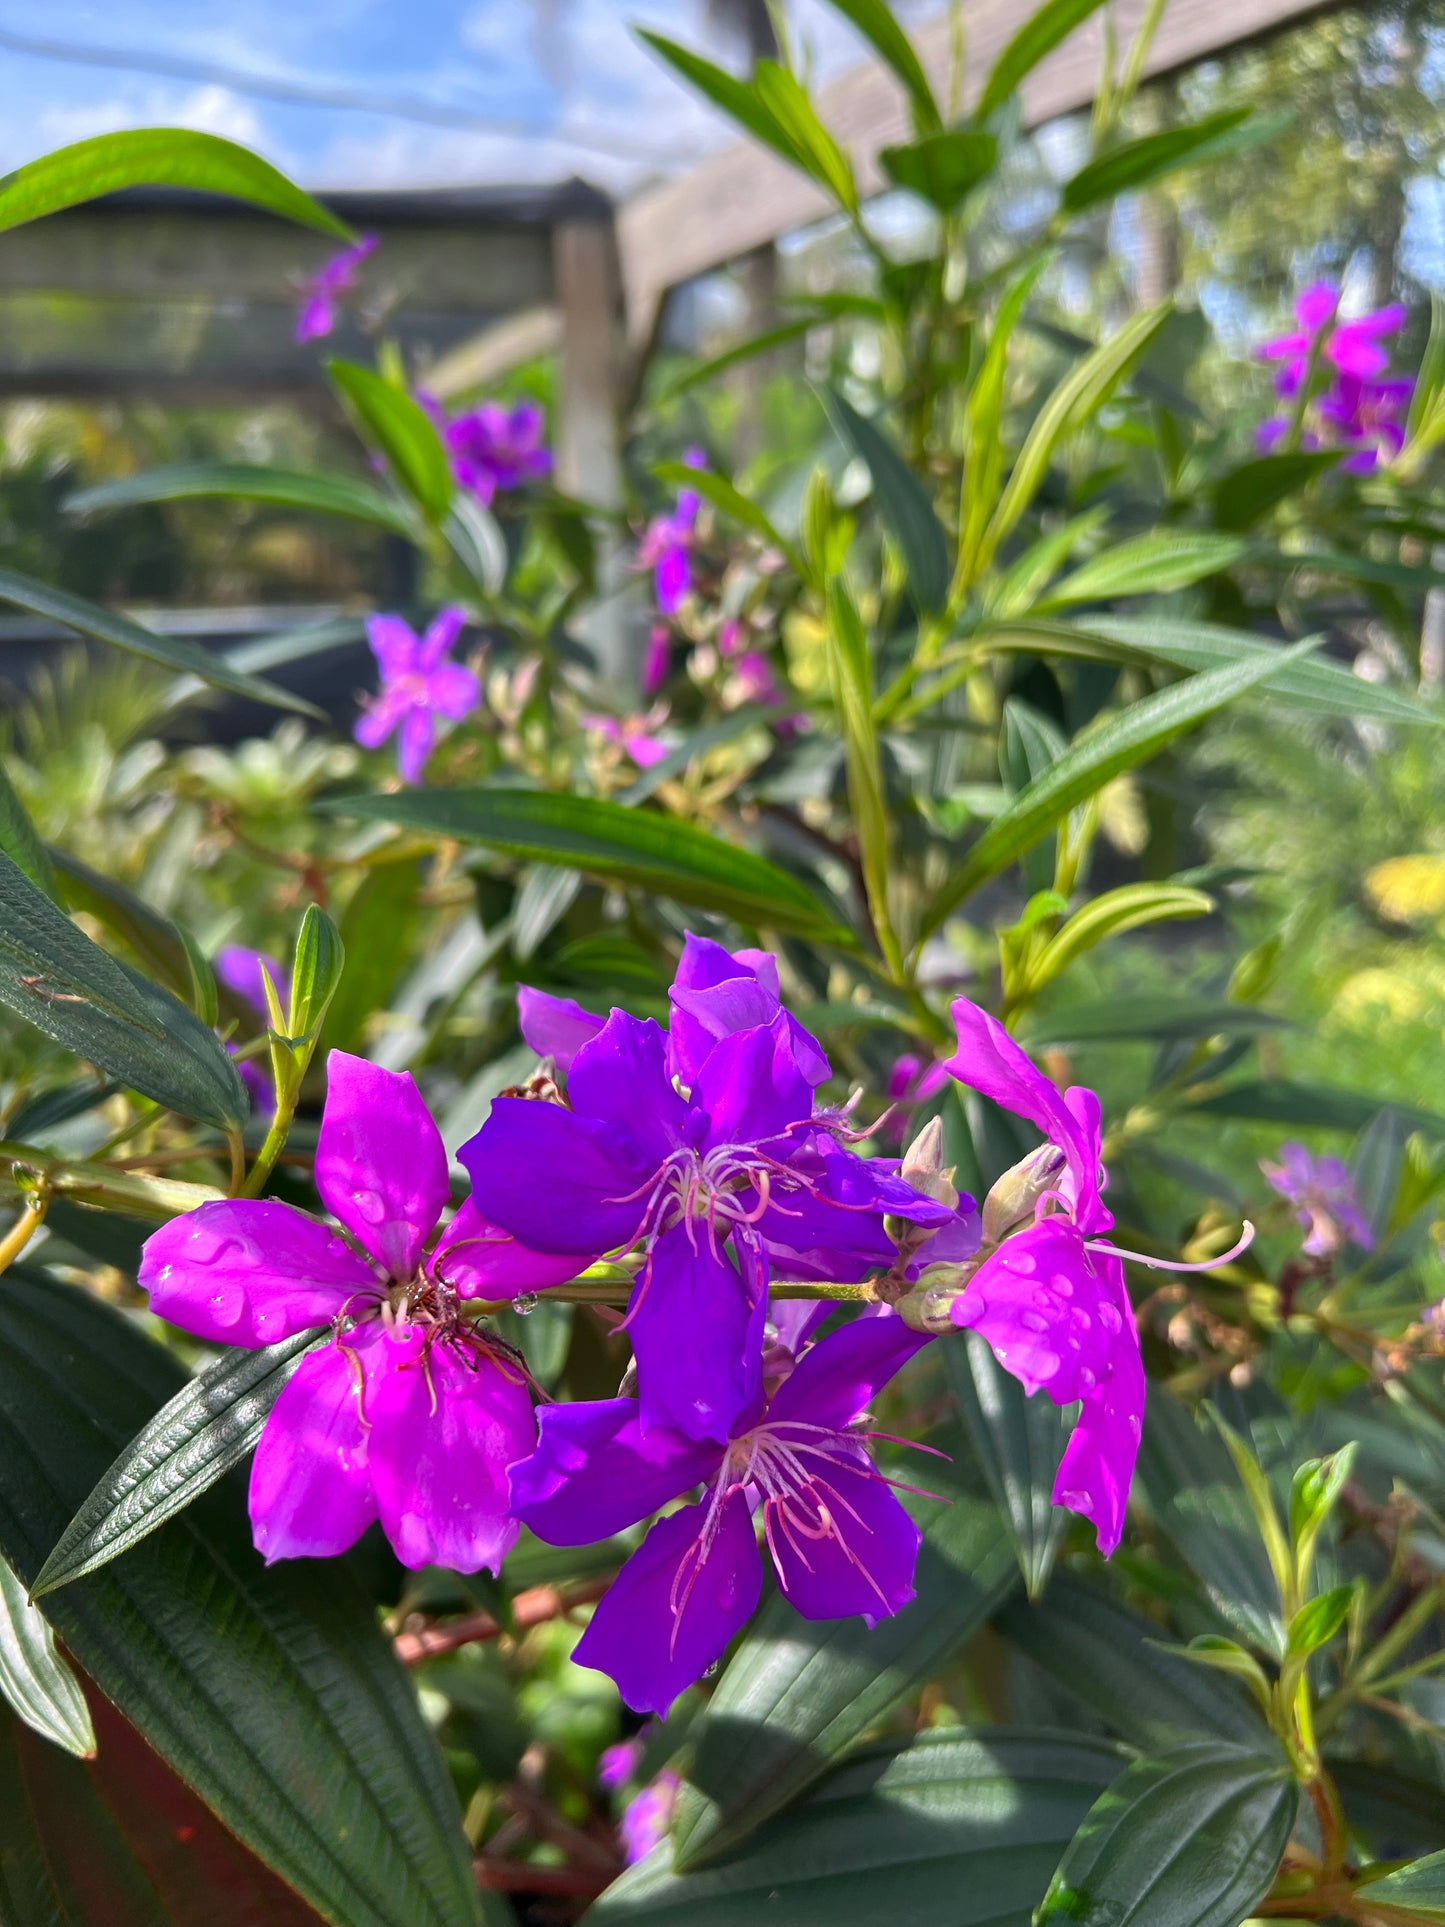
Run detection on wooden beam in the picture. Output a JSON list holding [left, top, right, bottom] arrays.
[[618, 0, 1328, 342], [424, 305, 564, 401]]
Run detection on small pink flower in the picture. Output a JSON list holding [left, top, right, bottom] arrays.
[[355, 608, 481, 784], [1261, 1143, 1373, 1257], [620, 1770, 681, 1863], [294, 236, 376, 344]]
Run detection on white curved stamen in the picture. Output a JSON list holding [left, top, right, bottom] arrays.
[[1084, 1221, 1255, 1273]]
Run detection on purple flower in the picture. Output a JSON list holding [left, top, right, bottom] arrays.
[[879, 1052, 950, 1146], [1255, 283, 1412, 472], [597, 1737, 644, 1790], [462, 936, 955, 1443], [509, 1312, 930, 1714], [940, 998, 1143, 1556], [581, 709, 671, 770], [294, 235, 377, 344], [1319, 373, 1413, 474], [638, 450, 706, 617], [436, 400, 552, 507], [354, 607, 481, 784], [621, 1771, 681, 1862], [642, 624, 672, 697], [216, 945, 282, 1117], [1261, 1143, 1374, 1257], [137, 1052, 577, 1571]]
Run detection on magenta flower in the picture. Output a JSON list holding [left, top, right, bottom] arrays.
[[642, 624, 672, 696], [1255, 282, 1412, 471], [1261, 1142, 1373, 1257], [941, 998, 1143, 1556], [1318, 373, 1413, 474], [879, 1052, 950, 1146], [463, 936, 954, 1443], [354, 607, 481, 784], [437, 400, 552, 506], [621, 1771, 682, 1862], [581, 709, 671, 769], [1256, 282, 1405, 395], [638, 450, 706, 617], [215, 945, 283, 1117], [137, 1052, 577, 1571], [510, 1312, 930, 1714], [295, 235, 377, 344]]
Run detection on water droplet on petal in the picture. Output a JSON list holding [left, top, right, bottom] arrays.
[[352, 1188, 387, 1226], [1097, 1301, 1123, 1335], [1078, 1366, 1097, 1391], [513, 1293, 539, 1316], [1058, 1488, 1094, 1516], [1019, 1309, 1050, 1333]]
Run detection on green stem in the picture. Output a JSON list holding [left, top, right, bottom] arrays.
[[0, 1142, 222, 1220], [0, 1188, 49, 1278]]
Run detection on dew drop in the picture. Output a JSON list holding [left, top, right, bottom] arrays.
[[1018, 1309, 1050, 1333], [1058, 1488, 1094, 1516], [1097, 1302, 1123, 1335], [351, 1188, 387, 1226], [1077, 1366, 1097, 1391], [513, 1293, 539, 1316]]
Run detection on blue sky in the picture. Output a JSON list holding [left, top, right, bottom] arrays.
[[0, 1, 945, 192]]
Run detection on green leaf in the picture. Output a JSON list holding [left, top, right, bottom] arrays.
[[1061, 107, 1286, 212], [1035, 531, 1247, 611], [33, 1331, 321, 1598], [1210, 451, 1340, 530], [0, 756, 56, 900], [635, 31, 809, 172], [996, 1572, 1272, 1750], [318, 862, 420, 1057], [825, 0, 941, 131], [66, 462, 416, 535], [1035, 1740, 1296, 1927], [1175, 1637, 1273, 1718], [1018, 995, 1290, 1048], [958, 258, 1049, 589], [655, 320, 816, 403], [654, 461, 803, 575], [0, 852, 248, 1130], [981, 302, 1172, 569], [1358, 1849, 1445, 1915], [328, 362, 454, 524], [824, 387, 950, 611], [825, 579, 895, 968], [1288, 1446, 1356, 1593], [920, 639, 1316, 937], [594, 1727, 1124, 1926], [1189, 1081, 1445, 1138], [672, 1491, 1017, 1870], [0, 1270, 482, 1927], [942, 1333, 1071, 1599], [0, 127, 349, 238], [752, 61, 858, 214], [1285, 1585, 1354, 1661], [0, 566, 323, 719], [879, 129, 997, 210], [288, 904, 346, 1044], [1026, 884, 1214, 995], [0, 1553, 95, 1757], [319, 788, 849, 943], [976, 0, 1109, 122]]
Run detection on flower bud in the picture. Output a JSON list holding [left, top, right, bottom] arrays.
[[896, 1261, 976, 1334], [900, 1117, 959, 1212], [981, 1143, 1067, 1247]]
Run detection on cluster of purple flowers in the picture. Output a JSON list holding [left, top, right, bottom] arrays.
[[424, 397, 553, 507], [1261, 1142, 1373, 1258], [137, 938, 1149, 1717], [1255, 282, 1413, 474]]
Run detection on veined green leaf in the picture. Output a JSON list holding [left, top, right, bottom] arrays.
[[1285, 1584, 1354, 1661], [879, 129, 997, 210], [0, 1554, 95, 1757], [958, 259, 1048, 589], [920, 640, 1316, 937], [672, 1491, 1016, 1869], [943, 1334, 1072, 1599], [1035, 531, 1247, 612], [0, 567, 323, 719], [0, 757, 56, 901], [976, 0, 1110, 122], [0, 852, 247, 1130], [824, 387, 950, 611], [1356, 1848, 1445, 1915], [34, 1332, 323, 1597], [1061, 108, 1286, 212], [1211, 450, 1340, 529], [319, 787, 849, 942], [655, 461, 803, 575], [66, 462, 416, 534], [753, 61, 858, 214], [1035, 1740, 1295, 1927], [328, 362, 453, 523], [597, 1727, 1124, 1925], [825, 0, 940, 130], [0, 127, 349, 238], [0, 1270, 482, 1927], [980, 302, 1172, 571], [995, 1572, 1272, 1750]]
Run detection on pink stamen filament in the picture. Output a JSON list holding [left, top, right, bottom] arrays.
[[1084, 1221, 1255, 1273]]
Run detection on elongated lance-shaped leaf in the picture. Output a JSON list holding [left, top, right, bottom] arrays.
[[824, 387, 950, 611], [1034, 531, 1247, 612], [67, 462, 416, 535], [594, 1727, 1125, 1927], [671, 1490, 1017, 1870], [0, 756, 56, 900], [0, 127, 350, 237], [919, 639, 1318, 938], [753, 60, 858, 213], [328, 362, 454, 524], [943, 1335, 1073, 1599], [0, 852, 248, 1129], [319, 787, 852, 944], [1035, 1740, 1296, 1927], [958, 257, 1048, 591], [0, 1270, 483, 1927], [1356, 1848, 1445, 1915], [1062, 107, 1287, 212], [33, 1331, 323, 1598], [0, 1553, 95, 1756], [978, 302, 1172, 574], [635, 30, 809, 174], [975, 0, 1110, 121], [824, 0, 941, 131], [1025, 882, 1215, 996], [1018, 995, 1290, 1049], [0, 566, 323, 718], [825, 579, 897, 971]]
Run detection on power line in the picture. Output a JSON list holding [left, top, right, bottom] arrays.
[[0, 25, 679, 166]]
